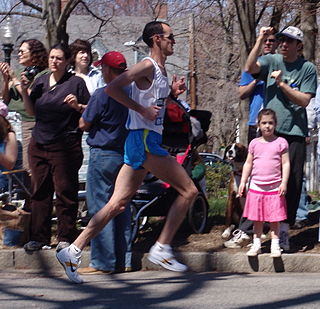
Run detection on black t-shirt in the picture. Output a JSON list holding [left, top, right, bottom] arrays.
[[30, 72, 90, 144]]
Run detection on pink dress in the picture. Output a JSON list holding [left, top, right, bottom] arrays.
[[243, 137, 288, 222]]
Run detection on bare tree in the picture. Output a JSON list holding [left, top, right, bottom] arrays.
[[0, 0, 115, 47], [300, 0, 319, 62], [232, 0, 267, 145]]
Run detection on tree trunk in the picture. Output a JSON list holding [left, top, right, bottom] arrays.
[[233, 0, 256, 146], [300, 0, 319, 62], [42, 0, 61, 47], [42, 0, 80, 47], [189, 14, 197, 110], [270, 1, 283, 31]]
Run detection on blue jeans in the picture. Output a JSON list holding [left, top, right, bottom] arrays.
[[86, 148, 132, 271], [296, 177, 308, 221]]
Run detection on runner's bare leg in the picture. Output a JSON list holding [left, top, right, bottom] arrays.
[[74, 164, 147, 250], [74, 153, 197, 249], [142, 153, 198, 244]]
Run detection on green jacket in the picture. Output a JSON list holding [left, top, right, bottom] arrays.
[[8, 69, 49, 122]]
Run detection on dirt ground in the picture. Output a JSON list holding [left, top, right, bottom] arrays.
[[2, 212, 319, 254], [133, 212, 320, 254]]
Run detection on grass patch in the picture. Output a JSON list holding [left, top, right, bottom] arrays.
[[309, 191, 320, 201], [204, 163, 230, 219], [208, 195, 227, 217]]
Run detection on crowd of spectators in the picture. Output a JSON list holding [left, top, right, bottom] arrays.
[[0, 21, 319, 278]]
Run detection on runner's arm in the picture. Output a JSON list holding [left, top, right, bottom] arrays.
[[106, 60, 160, 121]]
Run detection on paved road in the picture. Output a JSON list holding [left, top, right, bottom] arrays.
[[0, 270, 320, 308]]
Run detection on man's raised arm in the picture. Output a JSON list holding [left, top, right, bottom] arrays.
[[244, 27, 274, 74]]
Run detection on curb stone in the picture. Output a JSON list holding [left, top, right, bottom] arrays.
[[1, 249, 320, 273]]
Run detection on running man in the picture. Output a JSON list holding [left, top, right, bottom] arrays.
[[56, 21, 198, 283]]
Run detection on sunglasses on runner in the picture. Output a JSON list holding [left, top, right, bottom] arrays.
[[160, 33, 175, 41]]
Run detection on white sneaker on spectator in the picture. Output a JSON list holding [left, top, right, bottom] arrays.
[[148, 242, 187, 272], [221, 224, 235, 240], [246, 246, 261, 256], [224, 229, 251, 248]]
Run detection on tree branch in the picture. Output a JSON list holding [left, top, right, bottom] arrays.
[[0, 12, 42, 20], [21, 0, 42, 12], [87, 16, 113, 40], [79, 0, 115, 40], [0, 1, 21, 23], [78, 0, 111, 22], [256, 1, 268, 26], [58, 0, 81, 28]]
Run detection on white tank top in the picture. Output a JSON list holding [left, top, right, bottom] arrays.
[[126, 57, 170, 135]]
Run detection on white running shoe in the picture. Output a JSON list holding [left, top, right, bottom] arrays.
[[56, 245, 83, 284], [148, 242, 188, 272]]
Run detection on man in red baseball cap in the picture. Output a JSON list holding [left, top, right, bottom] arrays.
[[75, 50, 132, 277], [93, 51, 127, 70]]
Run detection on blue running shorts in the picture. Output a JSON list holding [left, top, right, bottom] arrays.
[[124, 129, 169, 170]]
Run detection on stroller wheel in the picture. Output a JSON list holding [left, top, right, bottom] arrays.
[[187, 192, 208, 234]]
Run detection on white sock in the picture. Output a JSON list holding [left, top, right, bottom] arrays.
[[271, 238, 280, 248], [253, 238, 261, 248], [156, 241, 171, 250], [69, 244, 82, 257]]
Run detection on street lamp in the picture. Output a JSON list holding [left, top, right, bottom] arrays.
[[123, 39, 149, 64], [0, 16, 15, 65]]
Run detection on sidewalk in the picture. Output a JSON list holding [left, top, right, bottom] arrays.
[[1, 248, 320, 274]]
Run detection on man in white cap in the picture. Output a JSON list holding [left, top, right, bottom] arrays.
[[244, 26, 317, 251]]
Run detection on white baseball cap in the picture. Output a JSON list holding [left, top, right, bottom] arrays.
[[276, 26, 304, 42]]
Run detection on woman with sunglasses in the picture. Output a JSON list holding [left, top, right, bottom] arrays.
[[0, 39, 48, 171], [20, 43, 90, 252]]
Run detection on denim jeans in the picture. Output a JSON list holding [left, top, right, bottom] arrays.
[[277, 134, 305, 225], [296, 177, 308, 221], [86, 148, 132, 271]]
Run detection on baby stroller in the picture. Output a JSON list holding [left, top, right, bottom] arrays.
[[130, 98, 212, 242]]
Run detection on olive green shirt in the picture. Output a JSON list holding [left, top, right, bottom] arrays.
[[258, 54, 317, 137], [8, 69, 49, 122]]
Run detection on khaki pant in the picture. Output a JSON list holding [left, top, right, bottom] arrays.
[[21, 121, 35, 171]]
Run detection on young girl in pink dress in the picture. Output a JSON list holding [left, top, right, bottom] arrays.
[[239, 109, 290, 257]]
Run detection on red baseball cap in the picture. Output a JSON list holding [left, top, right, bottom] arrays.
[[93, 51, 127, 69]]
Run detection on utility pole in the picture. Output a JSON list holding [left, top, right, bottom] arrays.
[[188, 14, 197, 110]]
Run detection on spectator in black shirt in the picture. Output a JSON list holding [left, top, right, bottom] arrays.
[[20, 44, 90, 251]]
